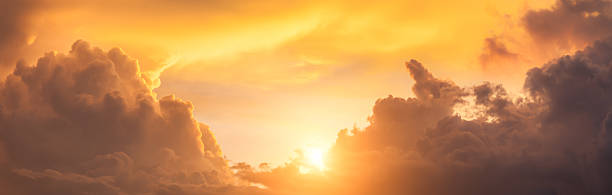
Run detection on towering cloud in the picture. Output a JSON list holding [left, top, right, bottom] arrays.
[[0, 40, 260, 194]]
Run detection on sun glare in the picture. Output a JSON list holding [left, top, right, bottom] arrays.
[[308, 148, 325, 168], [300, 147, 327, 174]]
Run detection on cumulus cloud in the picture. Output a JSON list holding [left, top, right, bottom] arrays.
[[235, 38, 612, 195], [0, 40, 262, 194]]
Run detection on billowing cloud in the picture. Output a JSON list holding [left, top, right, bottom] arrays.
[[0, 40, 264, 194], [235, 38, 612, 195]]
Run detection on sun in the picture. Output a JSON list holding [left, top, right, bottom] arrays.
[[304, 147, 326, 171]]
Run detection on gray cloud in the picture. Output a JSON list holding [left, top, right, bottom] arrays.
[[523, 0, 612, 49]]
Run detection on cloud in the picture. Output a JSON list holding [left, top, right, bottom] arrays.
[[0, 40, 261, 194], [235, 38, 612, 194], [478, 0, 612, 76], [523, 0, 612, 49], [479, 37, 520, 70]]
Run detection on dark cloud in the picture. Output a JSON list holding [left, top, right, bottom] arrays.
[[478, 0, 612, 71], [0, 40, 261, 194], [523, 0, 612, 49]]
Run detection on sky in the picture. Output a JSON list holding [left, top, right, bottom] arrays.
[[1, 0, 558, 166], [4, 0, 612, 194]]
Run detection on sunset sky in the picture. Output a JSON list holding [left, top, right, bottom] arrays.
[[3, 0, 557, 165], [3, 0, 612, 194]]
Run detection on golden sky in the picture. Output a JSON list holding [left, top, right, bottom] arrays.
[[5, 0, 559, 166], [7, 0, 612, 194]]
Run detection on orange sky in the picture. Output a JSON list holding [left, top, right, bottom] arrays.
[[8, 0, 557, 166], [8, 0, 612, 194]]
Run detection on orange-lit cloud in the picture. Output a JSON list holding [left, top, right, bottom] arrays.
[[0, 41, 257, 194], [479, 37, 520, 70]]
